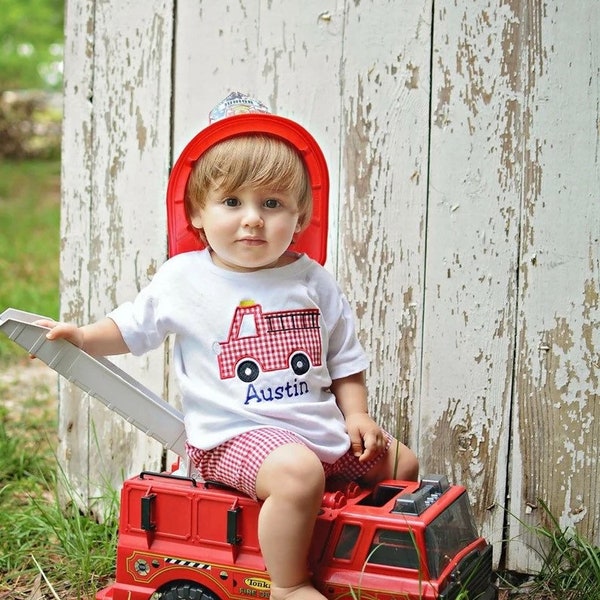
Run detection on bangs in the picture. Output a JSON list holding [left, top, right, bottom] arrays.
[[210, 136, 307, 194], [186, 135, 312, 226]]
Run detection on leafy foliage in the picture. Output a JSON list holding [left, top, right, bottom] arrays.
[[0, 0, 64, 90]]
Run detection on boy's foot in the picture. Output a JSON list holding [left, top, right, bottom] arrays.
[[270, 582, 327, 600]]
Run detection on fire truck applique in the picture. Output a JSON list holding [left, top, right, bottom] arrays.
[[215, 301, 322, 382]]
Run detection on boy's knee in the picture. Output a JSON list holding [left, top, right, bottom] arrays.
[[396, 446, 419, 481], [362, 440, 419, 485], [256, 444, 325, 501]]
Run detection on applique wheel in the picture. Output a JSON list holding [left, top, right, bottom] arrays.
[[290, 352, 310, 375], [237, 360, 260, 382], [159, 582, 220, 600]]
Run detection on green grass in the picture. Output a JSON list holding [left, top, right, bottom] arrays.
[[514, 500, 600, 599], [0, 380, 118, 599], [0, 158, 60, 364], [494, 501, 600, 600]]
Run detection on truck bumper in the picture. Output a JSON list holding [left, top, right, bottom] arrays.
[[97, 583, 156, 600]]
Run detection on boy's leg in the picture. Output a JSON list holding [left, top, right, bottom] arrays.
[[255, 443, 328, 600]]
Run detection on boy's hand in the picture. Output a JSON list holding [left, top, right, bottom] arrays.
[[344, 412, 386, 462], [34, 319, 85, 348], [32, 317, 128, 357]]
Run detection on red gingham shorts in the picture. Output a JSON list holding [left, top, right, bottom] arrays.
[[186, 427, 393, 500]]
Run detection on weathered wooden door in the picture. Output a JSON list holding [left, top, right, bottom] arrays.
[[61, 0, 599, 572]]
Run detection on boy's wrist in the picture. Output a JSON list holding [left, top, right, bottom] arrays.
[[344, 411, 373, 424]]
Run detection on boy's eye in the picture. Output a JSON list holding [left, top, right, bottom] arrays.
[[264, 198, 281, 209], [224, 197, 240, 207]]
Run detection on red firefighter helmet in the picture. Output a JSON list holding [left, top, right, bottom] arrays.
[[166, 93, 329, 265]]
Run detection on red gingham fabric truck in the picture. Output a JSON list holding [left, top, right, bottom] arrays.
[[217, 301, 322, 382]]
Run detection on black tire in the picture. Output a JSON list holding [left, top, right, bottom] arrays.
[[237, 359, 260, 382], [160, 581, 219, 600], [290, 352, 310, 376]]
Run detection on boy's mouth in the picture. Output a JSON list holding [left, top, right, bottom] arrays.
[[238, 237, 266, 245]]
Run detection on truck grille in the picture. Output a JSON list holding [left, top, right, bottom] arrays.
[[439, 545, 494, 600]]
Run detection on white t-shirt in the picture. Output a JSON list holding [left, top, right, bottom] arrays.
[[108, 249, 368, 463]]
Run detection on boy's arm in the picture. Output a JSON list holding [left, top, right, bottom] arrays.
[[331, 371, 385, 462], [38, 317, 129, 356]]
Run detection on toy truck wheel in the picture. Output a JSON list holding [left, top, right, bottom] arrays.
[[159, 581, 220, 600], [237, 360, 260, 382], [290, 352, 310, 375]]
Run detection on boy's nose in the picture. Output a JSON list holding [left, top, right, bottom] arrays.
[[242, 207, 263, 227]]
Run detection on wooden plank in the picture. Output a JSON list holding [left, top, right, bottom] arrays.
[[422, 1, 521, 563], [171, 1, 261, 156], [507, 0, 600, 572], [60, 0, 174, 507], [337, 0, 432, 449], [58, 0, 96, 503], [252, 1, 345, 272]]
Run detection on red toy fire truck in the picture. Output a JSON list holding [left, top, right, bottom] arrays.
[[0, 103, 496, 599], [99, 470, 495, 600]]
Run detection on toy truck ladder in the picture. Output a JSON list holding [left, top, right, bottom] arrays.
[[0, 308, 187, 459]]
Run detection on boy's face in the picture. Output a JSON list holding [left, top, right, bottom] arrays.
[[190, 184, 302, 272]]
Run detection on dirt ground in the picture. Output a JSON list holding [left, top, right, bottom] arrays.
[[1, 358, 59, 406]]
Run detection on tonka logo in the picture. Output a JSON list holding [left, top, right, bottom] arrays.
[[244, 578, 271, 590]]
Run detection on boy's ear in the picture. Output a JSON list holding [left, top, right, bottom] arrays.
[[295, 213, 309, 233], [190, 212, 203, 229]]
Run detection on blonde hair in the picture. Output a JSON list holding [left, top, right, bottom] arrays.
[[185, 135, 313, 230]]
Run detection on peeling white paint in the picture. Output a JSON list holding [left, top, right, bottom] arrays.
[[61, 0, 599, 571]]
